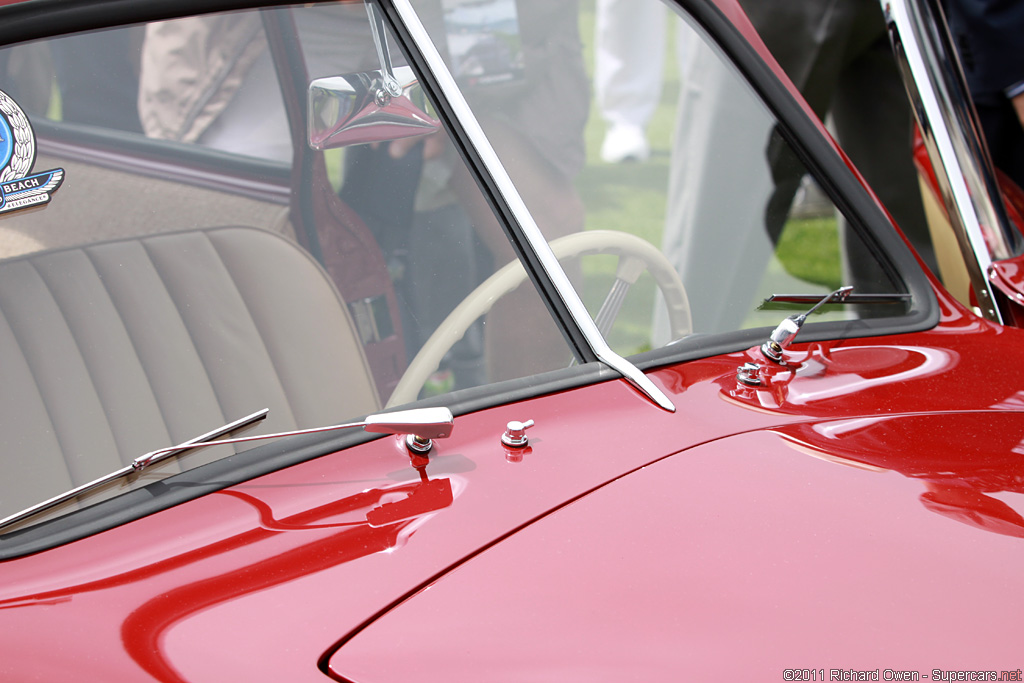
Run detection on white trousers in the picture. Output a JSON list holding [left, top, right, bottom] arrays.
[[594, 0, 667, 130]]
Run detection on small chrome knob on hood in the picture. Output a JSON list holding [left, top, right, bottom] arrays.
[[736, 362, 763, 387], [502, 420, 535, 448]]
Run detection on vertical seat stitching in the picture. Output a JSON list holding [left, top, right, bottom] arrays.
[[138, 235, 229, 434], [207, 229, 298, 429], [29, 256, 127, 469], [81, 246, 174, 465], [2, 262, 84, 488]]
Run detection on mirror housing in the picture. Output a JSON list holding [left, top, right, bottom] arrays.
[[308, 65, 440, 150]]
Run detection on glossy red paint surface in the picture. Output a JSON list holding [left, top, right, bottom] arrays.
[[989, 255, 1024, 305], [1, 287, 1023, 681], [331, 417, 1024, 681]]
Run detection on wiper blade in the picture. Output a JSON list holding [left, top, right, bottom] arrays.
[[762, 292, 911, 307], [0, 406, 455, 534], [0, 409, 270, 533]]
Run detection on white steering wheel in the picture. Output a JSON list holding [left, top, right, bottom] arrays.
[[387, 230, 691, 407]]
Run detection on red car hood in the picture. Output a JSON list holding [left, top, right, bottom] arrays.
[[331, 412, 1024, 681], [2, 309, 1024, 681]]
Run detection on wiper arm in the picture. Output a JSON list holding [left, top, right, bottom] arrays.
[[733, 287, 913, 386], [759, 287, 911, 363], [0, 406, 454, 533], [134, 406, 454, 465], [762, 291, 912, 307], [0, 409, 270, 533], [130, 408, 270, 469], [761, 286, 862, 363]]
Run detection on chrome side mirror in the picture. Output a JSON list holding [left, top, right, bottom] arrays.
[[308, 65, 440, 150]]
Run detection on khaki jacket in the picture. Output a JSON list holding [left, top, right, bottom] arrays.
[[138, 13, 266, 142]]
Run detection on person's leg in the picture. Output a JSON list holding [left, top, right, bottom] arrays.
[[831, 32, 938, 281], [594, 0, 667, 162], [975, 102, 1024, 192], [741, 0, 859, 246]]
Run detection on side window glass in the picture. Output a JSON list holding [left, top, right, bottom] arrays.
[[138, 14, 289, 159], [0, 29, 146, 133]]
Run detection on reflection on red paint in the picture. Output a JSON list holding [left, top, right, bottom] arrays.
[[773, 413, 1024, 539]]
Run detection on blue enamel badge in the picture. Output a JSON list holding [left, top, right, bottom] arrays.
[[0, 88, 64, 215]]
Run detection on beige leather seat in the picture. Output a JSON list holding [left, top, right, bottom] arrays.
[[0, 226, 380, 519]]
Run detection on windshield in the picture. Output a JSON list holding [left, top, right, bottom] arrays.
[[406, 0, 916, 353], [0, 0, 923, 533], [0, 1, 581, 529]]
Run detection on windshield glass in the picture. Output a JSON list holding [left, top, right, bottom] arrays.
[[0, 0, 925, 533], [0, 1, 577, 529], [409, 0, 914, 356]]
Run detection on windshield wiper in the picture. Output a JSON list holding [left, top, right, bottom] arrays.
[[761, 291, 912, 307], [759, 286, 909, 363], [0, 409, 270, 533], [0, 406, 454, 533]]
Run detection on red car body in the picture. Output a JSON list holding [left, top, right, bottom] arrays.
[[2, 0, 1024, 680], [3, 285, 1024, 680]]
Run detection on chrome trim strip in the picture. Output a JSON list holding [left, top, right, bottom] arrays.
[[387, 0, 675, 412], [883, 0, 1008, 323]]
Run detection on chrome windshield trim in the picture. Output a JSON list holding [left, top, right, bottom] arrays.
[[387, 0, 675, 412], [883, 0, 1010, 323]]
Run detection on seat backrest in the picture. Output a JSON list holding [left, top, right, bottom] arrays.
[[0, 226, 380, 519]]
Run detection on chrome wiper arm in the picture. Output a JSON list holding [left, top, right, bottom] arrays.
[[758, 286, 911, 362], [760, 286, 855, 363], [134, 406, 454, 465], [131, 408, 270, 469], [0, 406, 455, 534], [0, 408, 270, 533]]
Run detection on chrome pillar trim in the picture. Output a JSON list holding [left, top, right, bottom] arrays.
[[595, 349, 676, 412], [882, 0, 1008, 323], [387, 0, 675, 412]]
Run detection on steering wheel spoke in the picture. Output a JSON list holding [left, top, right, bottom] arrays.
[[593, 277, 631, 337]]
